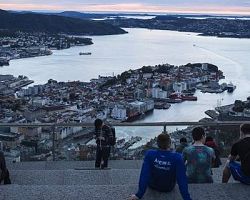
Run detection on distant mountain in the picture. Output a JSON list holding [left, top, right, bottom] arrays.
[[54, 11, 106, 20], [49, 11, 154, 20], [0, 9, 127, 35]]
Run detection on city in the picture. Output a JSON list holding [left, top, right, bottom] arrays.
[[0, 0, 250, 200]]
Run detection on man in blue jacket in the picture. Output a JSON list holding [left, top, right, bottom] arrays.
[[130, 133, 192, 200]]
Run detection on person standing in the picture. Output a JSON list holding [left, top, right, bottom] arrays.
[[130, 133, 192, 200], [183, 127, 215, 183], [222, 123, 250, 184], [94, 119, 113, 169], [0, 151, 11, 184], [176, 137, 189, 153]]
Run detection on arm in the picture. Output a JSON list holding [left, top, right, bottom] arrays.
[[229, 143, 238, 161], [135, 151, 152, 199], [182, 148, 187, 164], [176, 155, 192, 200]]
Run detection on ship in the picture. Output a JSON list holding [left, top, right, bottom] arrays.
[[79, 52, 91, 55], [181, 95, 198, 101], [227, 82, 236, 93], [154, 102, 171, 109], [0, 57, 9, 66]]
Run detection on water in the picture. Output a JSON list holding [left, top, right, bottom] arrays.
[[1, 28, 250, 141]]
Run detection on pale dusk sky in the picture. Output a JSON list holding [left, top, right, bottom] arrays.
[[0, 0, 250, 15]]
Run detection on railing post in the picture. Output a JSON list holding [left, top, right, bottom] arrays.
[[52, 125, 56, 161], [163, 124, 167, 134]]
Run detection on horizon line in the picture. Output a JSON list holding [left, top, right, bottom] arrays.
[[1, 3, 250, 16], [4, 9, 250, 17]]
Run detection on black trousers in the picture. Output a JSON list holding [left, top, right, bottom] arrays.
[[95, 146, 110, 169]]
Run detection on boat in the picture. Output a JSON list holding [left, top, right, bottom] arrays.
[[79, 52, 91, 55], [154, 102, 171, 109], [0, 57, 9, 66], [163, 103, 171, 109], [227, 82, 236, 93], [166, 98, 182, 103], [181, 95, 198, 101]]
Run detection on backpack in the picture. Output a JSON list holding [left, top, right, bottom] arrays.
[[242, 151, 250, 176]]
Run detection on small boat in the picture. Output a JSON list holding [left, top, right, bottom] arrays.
[[154, 102, 171, 109], [227, 82, 236, 93], [181, 95, 198, 101], [79, 52, 91, 55]]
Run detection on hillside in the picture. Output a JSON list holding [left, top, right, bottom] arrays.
[[0, 9, 127, 35]]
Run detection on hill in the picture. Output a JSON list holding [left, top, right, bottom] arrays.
[[0, 9, 127, 35]]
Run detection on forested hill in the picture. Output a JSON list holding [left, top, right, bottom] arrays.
[[0, 9, 127, 35]]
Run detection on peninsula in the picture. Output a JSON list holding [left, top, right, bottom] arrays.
[[105, 16, 250, 39]]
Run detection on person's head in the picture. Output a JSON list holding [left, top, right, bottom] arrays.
[[157, 133, 171, 150], [192, 127, 206, 143], [205, 136, 214, 143], [180, 137, 187, 144], [240, 123, 250, 137], [94, 118, 103, 129]]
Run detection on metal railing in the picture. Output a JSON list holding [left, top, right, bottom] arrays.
[[0, 121, 249, 161]]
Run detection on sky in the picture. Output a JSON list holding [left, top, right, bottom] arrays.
[[0, 0, 250, 15]]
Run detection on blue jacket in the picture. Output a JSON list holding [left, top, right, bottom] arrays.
[[136, 150, 192, 200]]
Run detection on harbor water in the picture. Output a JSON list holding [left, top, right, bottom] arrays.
[[1, 28, 250, 144]]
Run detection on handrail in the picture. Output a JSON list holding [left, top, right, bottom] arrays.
[[1, 121, 247, 161], [0, 121, 248, 127]]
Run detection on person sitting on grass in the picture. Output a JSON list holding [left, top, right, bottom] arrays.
[[222, 123, 250, 185], [130, 133, 192, 200]]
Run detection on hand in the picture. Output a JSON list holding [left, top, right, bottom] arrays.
[[99, 136, 105, 140], [129, 194, 139, 200]]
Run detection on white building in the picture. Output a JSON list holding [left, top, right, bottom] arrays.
[[143, 73, 153, 79], [59, 126, 83, 140], [202, 63, 208, 70], [145, 99, 154, 111], [173, 82, 187, 93], [111, 105, 127, 121], [152, 87, 167, 99], [32, 98, 48, 107]]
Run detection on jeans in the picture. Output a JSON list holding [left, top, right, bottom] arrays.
[[95, 145, 110, 169]]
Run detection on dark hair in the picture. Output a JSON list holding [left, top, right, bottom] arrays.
[[180, 137, 187, 143], [240, 124, 250, 135], [205, 136, 213, 143], [94, 118, 103, 129], [192, 127, 205, 141], [157, 133, 171, 149]]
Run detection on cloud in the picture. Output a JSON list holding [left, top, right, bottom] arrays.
[[0, 0, 249, 15]]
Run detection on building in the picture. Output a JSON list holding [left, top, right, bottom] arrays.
[[173, 82, 187, 93], [152, 87, 168, 99], [111, 105, 127, 121]]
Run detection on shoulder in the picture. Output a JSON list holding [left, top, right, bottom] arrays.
[[103, 124, 110, 130], [103, 125, 111, 133], [145, 149, 157, 157], [205, 146, 214, 151], [231, 140, 240, 150], [183, 145, 194, 153], [172, 152, 183, 160]]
